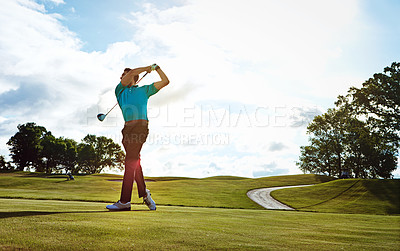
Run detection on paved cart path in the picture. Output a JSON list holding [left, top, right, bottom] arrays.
[[247, 185, 314, 210]]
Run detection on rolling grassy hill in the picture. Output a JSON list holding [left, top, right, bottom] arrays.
[[272, 178, 400, 215], [0, 172, 398, 214], [0, 172, 333, 209]]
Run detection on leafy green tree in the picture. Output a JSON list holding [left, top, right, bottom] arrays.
[[77, 134, 124, 174], [7, 122, 47, 171], [338, 62, 399, 178], [40, 134, 78, 174], [298, 63, 399, 179], [298, 107, 397, 178]]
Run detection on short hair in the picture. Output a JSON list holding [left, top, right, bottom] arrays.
[[122, 68, 139, 83]]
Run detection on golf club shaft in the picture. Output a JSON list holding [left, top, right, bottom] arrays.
[[104, 103, 118, 117], [104, 71, 149, 117]]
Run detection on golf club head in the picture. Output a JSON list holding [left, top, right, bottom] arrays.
[[97, 113, 106, 122]]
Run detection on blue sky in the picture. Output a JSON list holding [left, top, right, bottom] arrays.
[[0, 0, 399, 178], [42, 0, 140, 52]]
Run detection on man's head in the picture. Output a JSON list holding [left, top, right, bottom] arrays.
[[120, 68, 139, 84]]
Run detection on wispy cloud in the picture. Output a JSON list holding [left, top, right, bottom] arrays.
[[0, 0, 136, 153], [115, 0, 370, 177]]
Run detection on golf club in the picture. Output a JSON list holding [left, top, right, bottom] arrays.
[[97, 71, 149, 122]]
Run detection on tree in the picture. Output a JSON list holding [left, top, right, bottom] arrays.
[[77, 134, 125, 174], [298, 63, 399, 179], [40, 134, 78, 174], [338, 62, 399, 178], [7, 123, 47, 171], [298, 107, 397, 178]]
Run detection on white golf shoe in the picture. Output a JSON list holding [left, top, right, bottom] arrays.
[[143, 189, 156, 210], [106, 201, 131, 211]]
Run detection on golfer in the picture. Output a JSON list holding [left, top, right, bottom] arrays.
[[107, 64, 169, 211]]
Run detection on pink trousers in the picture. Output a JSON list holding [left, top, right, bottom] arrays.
[[120, 121, 149, 202]]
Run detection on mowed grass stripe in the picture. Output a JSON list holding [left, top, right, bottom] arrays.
[[0, 199, 399, 250], [271, 179, 400, 215]]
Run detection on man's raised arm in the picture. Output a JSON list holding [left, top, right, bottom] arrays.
[[153, 66, 170, 90]]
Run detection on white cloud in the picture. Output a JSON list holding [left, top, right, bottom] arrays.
[[0, 0, 138, 157], [126, 0, 362, 101], [48, 0, 65, 5], [119, 0, 367, 177]]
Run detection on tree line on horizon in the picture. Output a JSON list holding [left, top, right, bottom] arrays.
[[297, 62, 399, 179], [0, 123, 125, 174]]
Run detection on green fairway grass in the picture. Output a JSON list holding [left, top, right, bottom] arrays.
[[1, 172, 398, 214], [0, 172, 333, 209], [1, 198, 399, 250], [271, 179, 400, 215], [1, 172, 399, 249]]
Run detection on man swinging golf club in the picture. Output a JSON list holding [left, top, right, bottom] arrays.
[[106, 64, 169, 211]]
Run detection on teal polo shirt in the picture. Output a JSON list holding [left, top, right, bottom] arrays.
[[115, 82, 159, 121]]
